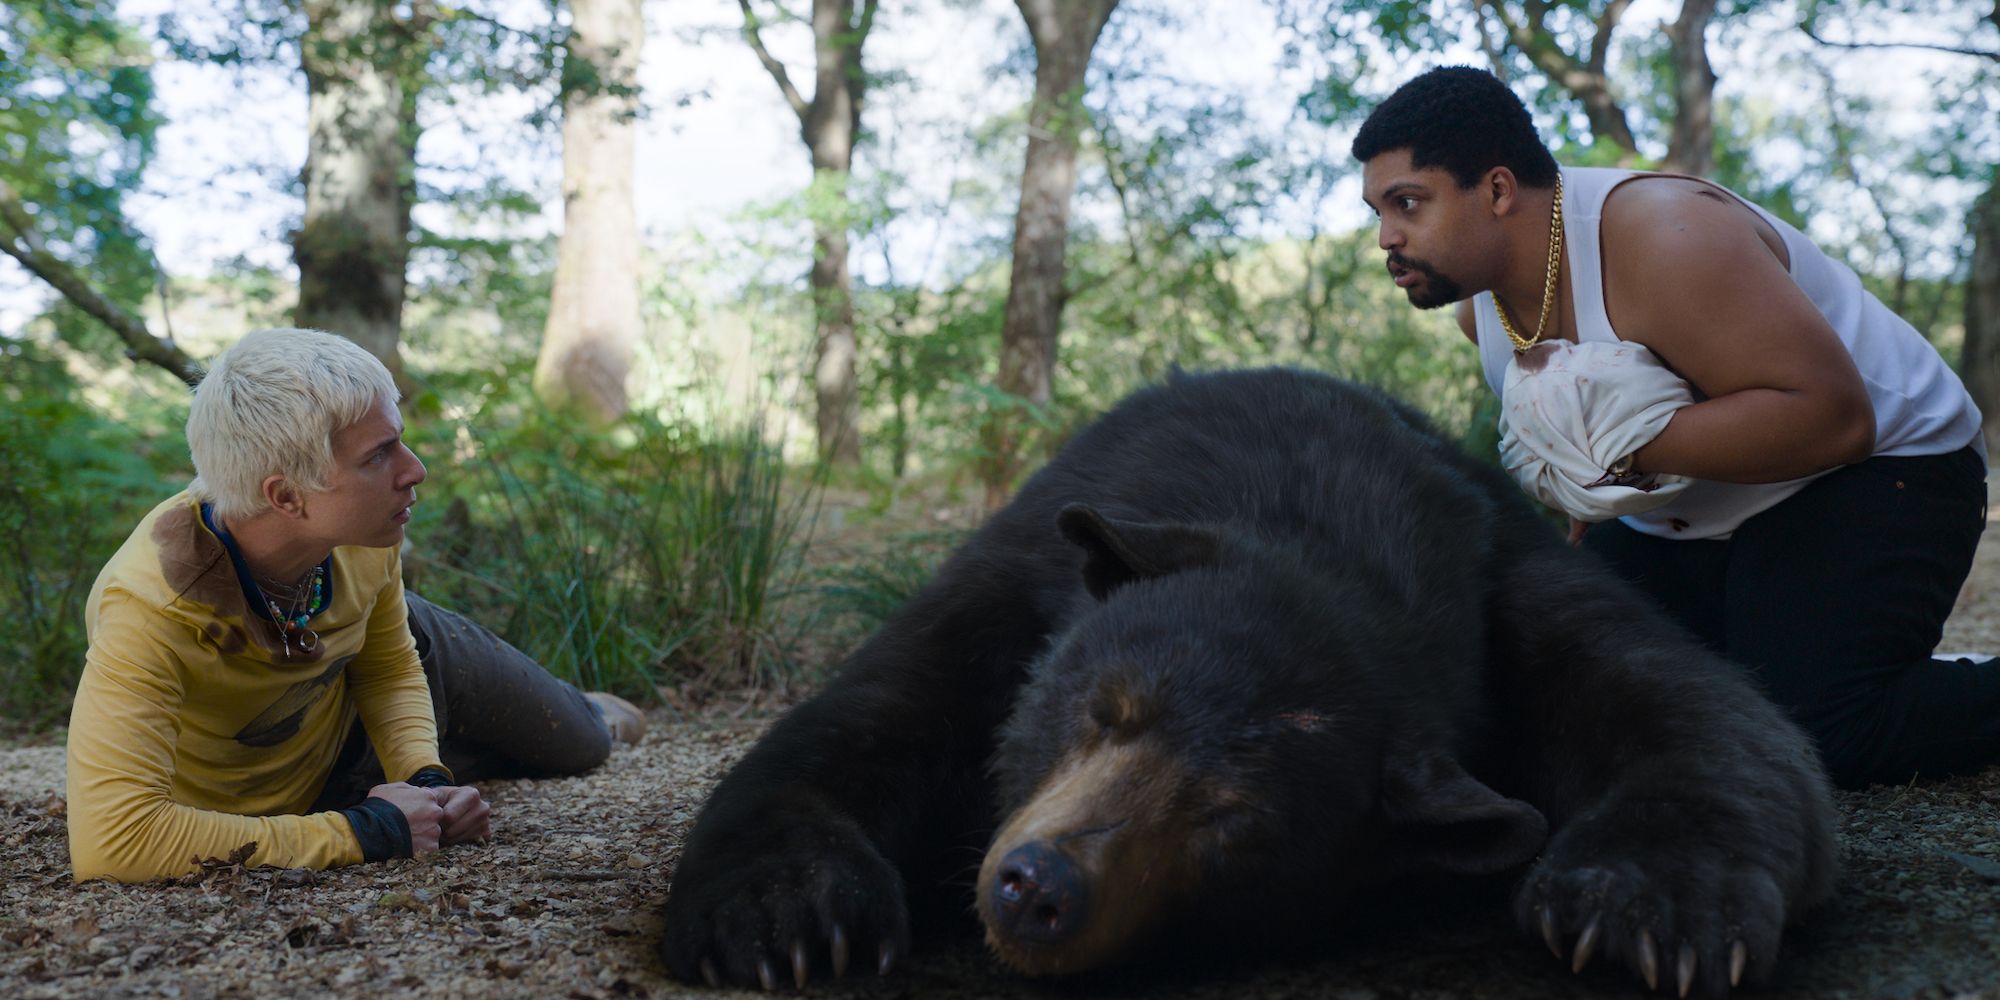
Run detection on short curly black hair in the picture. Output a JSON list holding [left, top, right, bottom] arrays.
[[1350, 66, 1558, 189]]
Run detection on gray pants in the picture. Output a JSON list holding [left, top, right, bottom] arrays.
[[310, 593, 610, 811]]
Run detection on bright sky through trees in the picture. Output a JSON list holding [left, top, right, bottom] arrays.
[[0, 0, 1978, 336]]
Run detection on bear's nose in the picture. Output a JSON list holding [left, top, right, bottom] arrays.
[[989, 841, 1090, 944]]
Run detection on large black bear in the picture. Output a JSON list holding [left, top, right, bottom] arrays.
[[659, 368, 1836, 997]]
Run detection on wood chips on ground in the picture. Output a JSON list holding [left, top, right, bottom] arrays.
[[4, 501, 1999, 999]]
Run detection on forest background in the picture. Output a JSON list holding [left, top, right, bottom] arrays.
[[3, 0, 1996, 733]]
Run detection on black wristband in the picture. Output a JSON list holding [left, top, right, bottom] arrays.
[[407, 766, 454, 789], [342, 797, 414, 861]]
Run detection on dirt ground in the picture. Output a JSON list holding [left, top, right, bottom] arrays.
[[4, 498, 2000, 1000]]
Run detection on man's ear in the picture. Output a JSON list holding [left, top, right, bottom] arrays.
[[1056, 504, 1223, 601], [1483, 165, 1519, 219], [1379, 745, 1547, 877], [262, 474, 305, 519]]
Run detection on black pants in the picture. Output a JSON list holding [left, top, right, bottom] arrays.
[[310, 593, 611, 811], [1582, 444, 1999, 788]]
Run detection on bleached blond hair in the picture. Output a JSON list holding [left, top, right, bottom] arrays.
[[187, 328, 399, 522]]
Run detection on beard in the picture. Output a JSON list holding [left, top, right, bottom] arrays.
[[1389, 254, 1464, 310]]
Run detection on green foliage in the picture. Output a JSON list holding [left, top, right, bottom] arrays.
[[828, 9, 1492, 493], [0, 345, 189, 732], [858, 280, 1009, 479], [400, 379, 822, 703], [809, 526, 963, 651], [0, 0, 163, 350]]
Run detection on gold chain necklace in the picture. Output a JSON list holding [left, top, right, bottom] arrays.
[[1496, 173, 1565, 353]]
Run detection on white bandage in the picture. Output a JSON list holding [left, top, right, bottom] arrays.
[[1497, 340, 1694, 522]]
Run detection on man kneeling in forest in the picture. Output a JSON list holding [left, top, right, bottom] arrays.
[[66, 327, 647, 882]]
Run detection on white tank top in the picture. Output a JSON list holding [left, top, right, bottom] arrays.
[[1475, 166, 1983, 540]]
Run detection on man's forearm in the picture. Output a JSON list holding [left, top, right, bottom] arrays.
[[1631, 389, 1874, 483]]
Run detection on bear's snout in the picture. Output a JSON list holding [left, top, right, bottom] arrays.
[[989, 841, 1090, 944], [977, 742, 1198, 975]]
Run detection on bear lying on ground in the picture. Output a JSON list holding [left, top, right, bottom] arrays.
[[659, 368, 1836, 997]]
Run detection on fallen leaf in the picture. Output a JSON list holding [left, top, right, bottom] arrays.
[[56, 912, 99, 946]]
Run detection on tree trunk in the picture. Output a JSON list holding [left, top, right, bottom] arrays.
[[294, 0, 426, 383], [1482, 0, 1641, 162], [1661, 0, 1719, 176], [1962, 175, 2000, 451], [738, 0, 874, 465], [805, 0, 864, 464], [981, 0, 1119, 509], [535, 0, 644, 425], [810, 205, 861, 463]]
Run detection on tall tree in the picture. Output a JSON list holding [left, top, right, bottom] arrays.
[[738, 0, 878, 464], [535, 0, 644, 424], [980, 0, 1120, 508], [1967, 179, 2000, 446], [157, 2, 564, 380], [1659, 0, 1719, 176], [293, 0, 434, 383], [1320, 1, 1724, 174], [1474, 0, 1721, 174], [1472, 0, 1643, 160], [1800, 0, 2000, 441]]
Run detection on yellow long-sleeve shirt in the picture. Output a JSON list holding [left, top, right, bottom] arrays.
[[66, 492, 443, 882]]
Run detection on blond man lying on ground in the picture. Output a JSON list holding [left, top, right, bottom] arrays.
[[67, 328, 645, 882]]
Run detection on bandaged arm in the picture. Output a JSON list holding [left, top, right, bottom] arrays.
[[1497, 340, 1694, 522]]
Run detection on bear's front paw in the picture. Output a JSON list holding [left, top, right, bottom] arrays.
[[660, 823, 909, 989], [1514, 846, 1787, 999]]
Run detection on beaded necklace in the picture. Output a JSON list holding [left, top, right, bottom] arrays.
[[256, 564, 326, 660]]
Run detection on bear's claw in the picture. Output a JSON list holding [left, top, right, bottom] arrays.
[[1637, 928, 1658, 990], [1570, 913, 1600, 973], [1517, 845, 1784, 999], [660, 811, 911, 989]]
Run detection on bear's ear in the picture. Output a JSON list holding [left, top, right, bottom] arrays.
[[1056, 504, 1223, 601], [1378, 746, 1548, 877]]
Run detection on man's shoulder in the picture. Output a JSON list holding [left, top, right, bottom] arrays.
[[94, 493, 217, 609], [1598, 172, 1732, 221], [1597, 174, 1775, 272]]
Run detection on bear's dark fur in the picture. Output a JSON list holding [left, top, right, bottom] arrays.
[[659, 368, 1836, 997]]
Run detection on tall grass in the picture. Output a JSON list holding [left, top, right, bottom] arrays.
[[405, 411, 821, 704], [811, 527, 961, 636]]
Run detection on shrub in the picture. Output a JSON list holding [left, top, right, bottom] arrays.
[[0, 346, 187, 732]]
